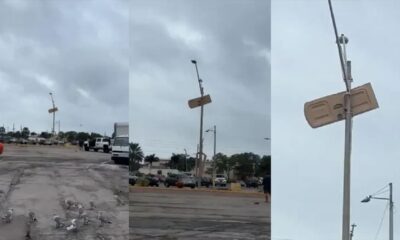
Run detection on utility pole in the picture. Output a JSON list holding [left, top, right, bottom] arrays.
[[212, 125, 216, 188], [191, 60, 205, 187], [206, 125, 217, 188], [49, 92, 56, 136], [328, 2, 353, 240], [389, 182, 393, 240], [184, 149, 188, 172]]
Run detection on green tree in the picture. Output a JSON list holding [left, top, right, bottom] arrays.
[[21, 127, 30, 139], [214, 153, 236, 180], [0, 126, 5, 135], [169, 153, 182, 169], [76, 132, 90, 142], [14, 131, 22, 138], [144, 154, 160, 174], [130, 143, 143, 172], [185, 157, 196, 172], [30, 132, 37, 136], [231, 152, 260, 180], [58, 131, 65, 139], [168, 154, 195, 172], [256, 155, 271, 176], [90, 132, 102, 139], [64, 131, 77, 142], [40, 132, 51, 139]]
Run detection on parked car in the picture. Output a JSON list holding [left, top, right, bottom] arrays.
[[129, 174, 138, 185], [238, 180, 246, 188], [176, 176, 196, 189], [245, 178, 259, 188], [146, 174, 160, 187], [196, 176, 212, 187], [164, 173, 181, 188], [214, 174, 227, 187]]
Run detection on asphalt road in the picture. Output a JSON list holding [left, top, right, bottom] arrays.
[[130, 187, 270, 240], [0, 144, 129, 240]]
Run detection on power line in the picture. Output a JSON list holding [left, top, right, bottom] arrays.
[[372, 184, 390, 197]]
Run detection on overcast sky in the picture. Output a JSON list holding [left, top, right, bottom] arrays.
[[130, 0, 271, 159], [273, 1, 400, 239], [0, 0, 128, 136]]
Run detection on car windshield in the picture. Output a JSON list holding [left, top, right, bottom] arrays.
[[113, 137, 129, 146]]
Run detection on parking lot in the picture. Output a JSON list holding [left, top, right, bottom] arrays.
[[130, 186, 270, 240], [0, 144, 129, 240]]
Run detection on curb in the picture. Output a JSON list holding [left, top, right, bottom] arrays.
[[129, 185, 264, 196]]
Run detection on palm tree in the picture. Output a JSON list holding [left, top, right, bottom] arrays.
[[144, 154, 160, 174], [129, 143, 144, 172]]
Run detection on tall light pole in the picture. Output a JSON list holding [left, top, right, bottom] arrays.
[[191, 59, 205, 187], [361, 183, 393, 240], [49, 92, 56, 136], [328, 2, 353, 239], [184, 148, 188, 172], [206, 125, 216, 188]]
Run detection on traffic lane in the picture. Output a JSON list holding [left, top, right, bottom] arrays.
[[130, 188, 270, 240]]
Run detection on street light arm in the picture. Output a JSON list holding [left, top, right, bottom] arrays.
[[371, 196, 390, 201], [191, 60, 203, 96]]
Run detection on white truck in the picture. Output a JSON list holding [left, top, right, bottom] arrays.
[[111, 122, 129, 164], [83, 137, 111, 153]]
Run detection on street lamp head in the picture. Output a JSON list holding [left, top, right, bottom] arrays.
[[191, 60, 197, 64], [361, 195, 372, 203]]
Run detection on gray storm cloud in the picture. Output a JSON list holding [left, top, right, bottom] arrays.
[[130, 0, 271, 159], [0, 0, 128, 135]]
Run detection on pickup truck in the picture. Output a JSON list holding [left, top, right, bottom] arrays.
[[83, 137, 111, 153]]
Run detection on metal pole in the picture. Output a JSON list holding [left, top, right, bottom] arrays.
[[212, 125, 216, 188], [50, 93, 56, 136], [328, 2, 353, 239], [184, 149, 188, 172], [389, 182, 393, 240], [192, 60, 204, 188], [341, 34, 352, 240], [199, 104, 204, 187], [196, 144, 199, 178], [350, 223, 356, 240]]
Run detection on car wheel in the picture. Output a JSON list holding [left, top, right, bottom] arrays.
[[94, 149, 98, 152]]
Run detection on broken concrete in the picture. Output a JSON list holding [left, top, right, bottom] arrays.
[[0, 144, 129, 240]]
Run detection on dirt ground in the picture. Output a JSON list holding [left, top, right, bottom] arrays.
[[130, 187, 270, 240], [0, 144, 128, 240]]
